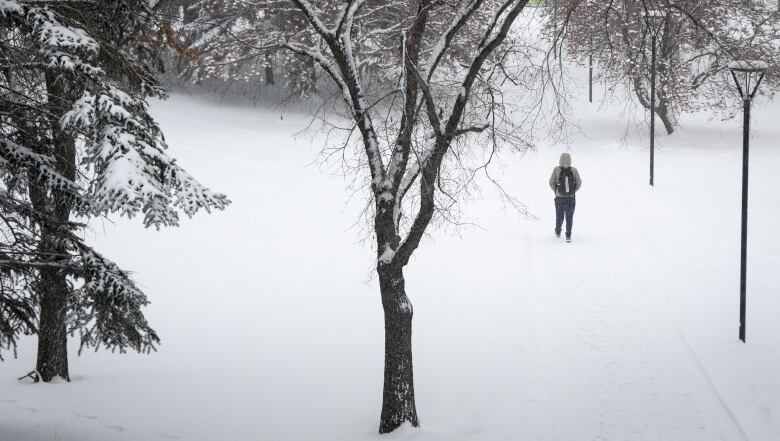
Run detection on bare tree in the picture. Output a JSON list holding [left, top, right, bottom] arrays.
[[263, 0, 534, 433], [169, 0, 558, 433], [172, 0, 543, 433], [547, 0, 780, 134]]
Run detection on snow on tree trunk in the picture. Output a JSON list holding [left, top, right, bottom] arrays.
[[378, 266, 418, 433], [657, 102, 675, 135]]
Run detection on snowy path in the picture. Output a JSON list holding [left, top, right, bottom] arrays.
[[520, 158, 748, 441]]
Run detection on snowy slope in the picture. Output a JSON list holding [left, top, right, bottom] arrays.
[[2, 52, 780, 441]]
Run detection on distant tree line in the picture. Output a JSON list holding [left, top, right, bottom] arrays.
[[152, 1, 510, 102], [546, 0, 780, 134]]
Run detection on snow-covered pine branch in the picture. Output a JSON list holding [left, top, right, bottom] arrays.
[[71, 244, 160, 355], [0, 137, 90, 213], [3, 0, 229, 226], [0, 192, 38, 360], [61, 85, 229, 227]]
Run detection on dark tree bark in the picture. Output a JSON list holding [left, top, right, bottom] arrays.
[[620, 8, 679, 136], [306, 56, 316, 93], [31, 71, 79, 382], [378, 266, 418, 433], [34, 231, 71, 382], [264, 52, 275, 85], [632, 75, 676, 135], [655, 21, 676, 136], [656, 98, 675, 135]]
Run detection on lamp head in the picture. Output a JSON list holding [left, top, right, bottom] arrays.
[[642, 9, 666, 31], [729, 60, 768, 100], [728, 60, 768, 74]]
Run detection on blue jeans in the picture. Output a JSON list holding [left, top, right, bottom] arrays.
[[555, 196, 576, 238]]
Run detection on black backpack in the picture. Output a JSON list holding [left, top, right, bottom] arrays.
[[557, 167, 576, 196]]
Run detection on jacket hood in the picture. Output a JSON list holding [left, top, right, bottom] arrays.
[[559, 152, 572, 168]]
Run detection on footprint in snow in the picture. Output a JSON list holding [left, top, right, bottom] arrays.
[[107, 425, 125, 432]]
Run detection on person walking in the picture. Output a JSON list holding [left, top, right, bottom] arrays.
[[549, 152, 582, 242]]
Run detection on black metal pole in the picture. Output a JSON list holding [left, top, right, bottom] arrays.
[[650, 34, 657, 187], [740, 96, 750, 343], [589, 52, 593, 103]]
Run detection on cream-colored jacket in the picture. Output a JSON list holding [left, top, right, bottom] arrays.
[[549, 166, 582, 197]]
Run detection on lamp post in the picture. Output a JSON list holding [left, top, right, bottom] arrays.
[[644, 9, 665, 187], [728, 59, 768, 343], [589, 34, 593, 103]]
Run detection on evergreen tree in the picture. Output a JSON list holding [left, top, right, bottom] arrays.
[[0, 0, 229, 381]]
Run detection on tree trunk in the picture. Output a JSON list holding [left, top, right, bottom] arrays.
[[378, 265, 418, 433], [655, 22, 676, 136], [35, 233, 70, 382], [308, 56, 317, 93], [264, 52, 275, 86], [632, 75, 676, 136], [32, 71, 79, 382], [656, 97, 675, 135], [302, 56, 317, 95]]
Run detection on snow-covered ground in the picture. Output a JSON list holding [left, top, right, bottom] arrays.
[[3, 56, 780, 441]]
